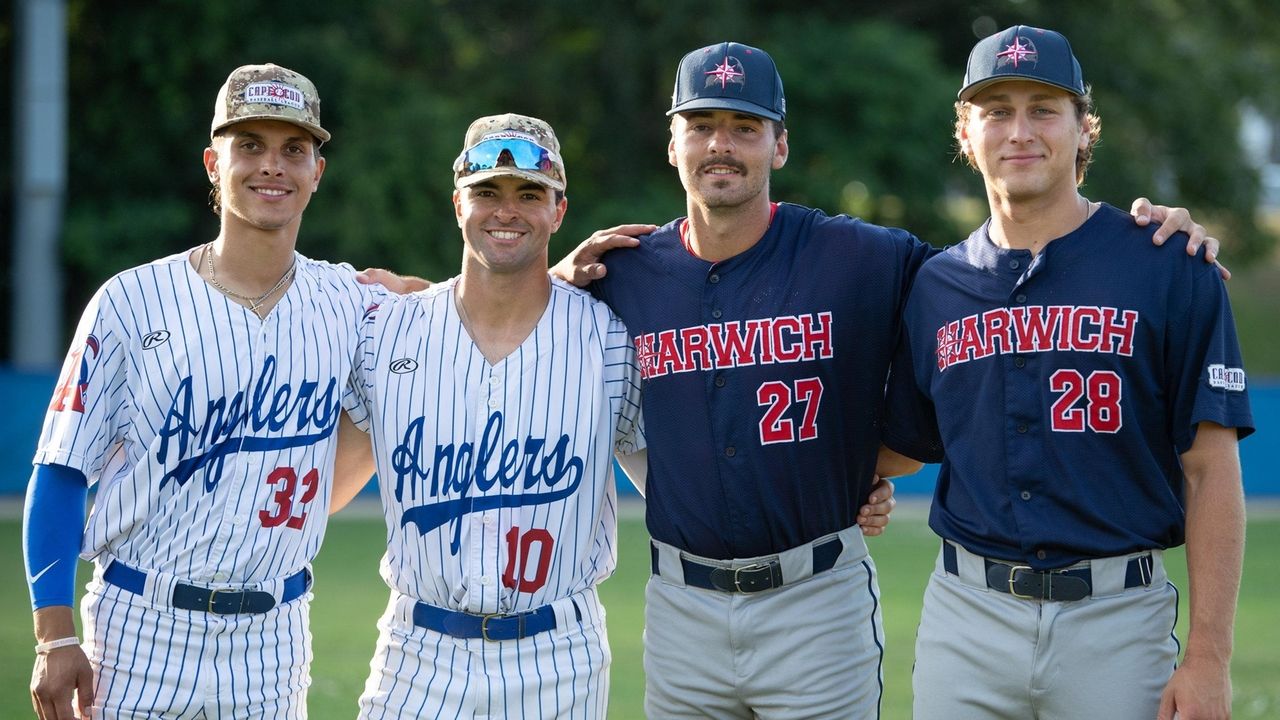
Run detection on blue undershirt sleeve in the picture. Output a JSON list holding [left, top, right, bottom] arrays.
[[23, 463, 89, 611]]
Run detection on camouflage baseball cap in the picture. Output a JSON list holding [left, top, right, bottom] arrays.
[[211, 63, 330, 143], [453, 113, 566, 192]]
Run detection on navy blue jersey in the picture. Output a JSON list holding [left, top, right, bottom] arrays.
[[884, 203, 1254, 569], [592, 202, 931, 559]]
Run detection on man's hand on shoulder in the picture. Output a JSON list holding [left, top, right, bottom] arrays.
[[356, 268, 432, 294], [1129, 198, 1230, 280], [551, 224, 655, 287]]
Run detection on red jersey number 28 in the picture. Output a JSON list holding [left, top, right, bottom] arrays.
[[1049, 369, 1122, 433]]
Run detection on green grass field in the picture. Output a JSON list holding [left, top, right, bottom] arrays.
[[3, 510, 1278, 718]]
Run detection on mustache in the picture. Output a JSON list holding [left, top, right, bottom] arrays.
[[696, 157, 748, 175]]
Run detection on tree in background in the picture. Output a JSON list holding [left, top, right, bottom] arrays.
[[0, 0, 1275, 360]]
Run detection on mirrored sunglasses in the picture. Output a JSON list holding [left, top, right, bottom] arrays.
[[453, 138, 562, 182]]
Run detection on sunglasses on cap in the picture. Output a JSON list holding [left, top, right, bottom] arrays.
[[453, 138, 563, 181]]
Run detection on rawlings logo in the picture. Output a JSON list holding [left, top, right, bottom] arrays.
[[392, 411, 583, 555], [142, 330, 170, 350], [389, 358, 418, 374]]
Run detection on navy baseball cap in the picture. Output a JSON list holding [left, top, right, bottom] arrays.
[[959, 25, 1085, 101], [668, 42, 786, 121]]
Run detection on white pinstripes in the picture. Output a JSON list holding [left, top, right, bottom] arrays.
[[82, 571, 312, 718], [349, 277, 643, 716], [34, 247, 379, 714], [359, 589, 611, 719]]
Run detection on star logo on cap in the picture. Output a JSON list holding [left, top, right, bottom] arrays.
[[996, 36, 1037, 68], [704, 56, 746, 89]]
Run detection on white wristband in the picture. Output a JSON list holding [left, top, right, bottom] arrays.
[[34, 636, 81, 654]]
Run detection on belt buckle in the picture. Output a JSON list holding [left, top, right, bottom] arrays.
[[1006, 565, 1035, 599], [480, 612, 523, 642], [480, 613, 501, 642], [207, 588, 239, 614], [733, 563, 770, 593]]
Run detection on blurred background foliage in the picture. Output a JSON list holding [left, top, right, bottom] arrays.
[[2, 0, 1279, 361]]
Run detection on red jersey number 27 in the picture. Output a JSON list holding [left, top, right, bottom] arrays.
[[757, 377, 824, 444]]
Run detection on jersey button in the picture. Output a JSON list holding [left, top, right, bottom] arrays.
[[1020, 490, 1031, 501], [714, 376, 726, 388], [1014, 357, 1026, 368], [488, 398, 500, 409], [709, 273, 721, 284], [1017, 423, 1028, 433], [480, 577, 492, 586], [1009, 259, 1021, 270], [1036, 550, 1047, 560], [724, 446, 736, 457], [489, 376, 501, 386], [712, 309, 723, 319], [1015, 293, 1027, 303]]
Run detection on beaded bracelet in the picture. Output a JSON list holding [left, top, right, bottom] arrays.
[[34, 637, 81, 654]]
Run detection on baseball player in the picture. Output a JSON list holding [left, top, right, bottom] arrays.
[[346, 113, 644, 718], [883, 26, 1253, 719], [23, 63, 380, 718], [548, 41, 1227, 719]]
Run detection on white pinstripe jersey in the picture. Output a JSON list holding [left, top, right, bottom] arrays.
[[348, 276, 644, 614], [34, 248, 380, 585]]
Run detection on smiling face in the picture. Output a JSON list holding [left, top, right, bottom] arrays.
[[453, 175, 567, 276], [668, 110, 788, 211], [204, 119, 325, 235], [959, 80, 1090, 204]]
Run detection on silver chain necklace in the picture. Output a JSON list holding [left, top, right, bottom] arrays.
[[202, 242, 297, 315]]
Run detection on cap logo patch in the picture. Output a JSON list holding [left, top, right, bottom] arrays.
[[705, 56, 746, 89], [995, 36, 1038, 68], [244, 81, 305, 110]]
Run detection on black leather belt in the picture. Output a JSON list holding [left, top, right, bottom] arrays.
[[412, 599, 580, 642], [943, 542, 1154, 602], [104, 560, 310, 614], [653, 536, 844, 594]]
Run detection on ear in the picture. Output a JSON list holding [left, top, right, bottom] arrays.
[[771, 128, 789, 170], [957, 123, 975, 165], [668, 136, 678, 168], [203, 146, 220, 182], [312, 155, 326, 190], [549, 195, 568, 233], [1078, 114, 1092, 153], [453, 190, 465, 228]]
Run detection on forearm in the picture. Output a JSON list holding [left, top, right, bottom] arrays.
[[33, 605, 78, 643], [875, 444, 923, 478], [1180, 424, 1245, 667], [24, 464, 88, 611], [331, 412, 375, 514]]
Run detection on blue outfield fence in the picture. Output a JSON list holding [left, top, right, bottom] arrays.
[[0, 368, 1276, 497]]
